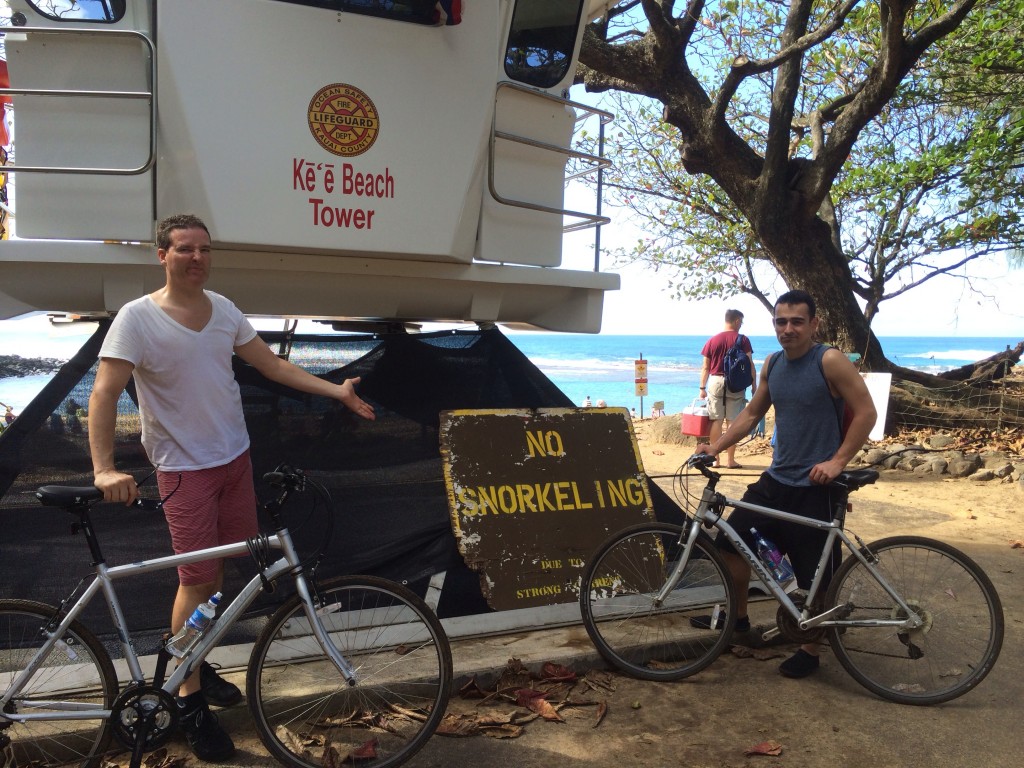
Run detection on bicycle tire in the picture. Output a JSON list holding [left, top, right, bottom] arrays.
[[579, 523, 736, 681], [825, 536, 1004, 705], [0, 599, 118, 768], [247, 575, 453, 768]]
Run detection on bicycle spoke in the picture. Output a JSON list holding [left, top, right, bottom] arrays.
[[247, 577, 452, 768], [580, 524, 736, 681], [826, 537, 1003, 705]]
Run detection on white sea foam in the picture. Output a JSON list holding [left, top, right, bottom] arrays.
[[903, 349, 1000, 361]]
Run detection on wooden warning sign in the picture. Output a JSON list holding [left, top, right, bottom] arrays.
[[439, 407, 654, 611]]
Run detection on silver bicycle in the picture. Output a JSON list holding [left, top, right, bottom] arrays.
[[1, 466, 452, 768], [579, 454, 1003, 705]]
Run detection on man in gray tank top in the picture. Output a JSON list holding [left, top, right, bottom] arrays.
[[694, 290, 876, 679]]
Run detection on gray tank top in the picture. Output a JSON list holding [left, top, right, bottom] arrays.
[[767, 344, 843, 486]]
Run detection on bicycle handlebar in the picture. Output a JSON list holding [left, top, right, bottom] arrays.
[[262, 464, 305, 491], [686, 453, 717, 475]]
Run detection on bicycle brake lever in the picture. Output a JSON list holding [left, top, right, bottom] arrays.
[[688, 453, 716, 470]]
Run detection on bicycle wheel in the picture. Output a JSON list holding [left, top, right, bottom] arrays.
[[825, 536, 1004, 705], [0, 600, 117, 768], [247, 575, 452, 768], [580, 523, 736, 681]]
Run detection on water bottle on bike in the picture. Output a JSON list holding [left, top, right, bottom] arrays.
[[166, 592, 222, 658], [750, 528, 795, 584]]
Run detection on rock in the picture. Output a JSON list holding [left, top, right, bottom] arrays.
[[970, 470, 997, 482], [927, 434, 956, 449], [883, 454, 903, 469], [897, 456, 927, 471], [929, 458, 948, 475], [948, 459, 980, 478], [0, 354, 66, 378], [992, 464, 1014, 479], [862, 448, 889, 466]]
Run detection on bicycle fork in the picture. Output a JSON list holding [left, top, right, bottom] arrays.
[[654, 490, 719, 605], [292, 572, 358, 686]]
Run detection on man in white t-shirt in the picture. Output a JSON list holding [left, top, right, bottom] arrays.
[[89, 214, 375, 762]]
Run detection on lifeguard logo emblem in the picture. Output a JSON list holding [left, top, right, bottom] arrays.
[[307, 83, 380, 157]]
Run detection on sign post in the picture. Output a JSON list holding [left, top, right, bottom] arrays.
[[634, 355, 648, 418]]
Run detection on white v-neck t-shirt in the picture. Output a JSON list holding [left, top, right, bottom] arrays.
[[100, 291, 258, 471]]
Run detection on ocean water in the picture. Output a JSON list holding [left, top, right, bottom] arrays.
[[0, 326, 1019, 417], [506, 333, 1020, 415]]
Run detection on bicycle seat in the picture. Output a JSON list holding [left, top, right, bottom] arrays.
[[836, 469, 879, 492], [36, 485, 104, 507]]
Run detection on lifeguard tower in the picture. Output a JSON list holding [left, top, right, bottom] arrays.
[[0, 0, 618, 329], [1, 1, 678, 641]]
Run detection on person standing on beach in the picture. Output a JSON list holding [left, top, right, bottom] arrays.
[[88, 214, 375, 762], [698, 309, 754, 468], [693, 290, 876, 679]]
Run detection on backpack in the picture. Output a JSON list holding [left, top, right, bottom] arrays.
[[723, 334, 754, 393]]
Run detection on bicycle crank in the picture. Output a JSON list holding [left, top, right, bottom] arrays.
[[775, 593, 826, 644], [111, 685, 179, 752]]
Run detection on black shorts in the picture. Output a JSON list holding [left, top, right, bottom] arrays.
[[714, 473, 847, 590]]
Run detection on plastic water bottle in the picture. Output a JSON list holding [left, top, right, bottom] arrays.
[[166, 592, 221, 658], [750, 528, 795, 583]]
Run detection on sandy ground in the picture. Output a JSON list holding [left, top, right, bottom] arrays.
[[133, 422, 1024, 768]]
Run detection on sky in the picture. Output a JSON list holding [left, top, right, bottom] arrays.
[[557, 211, 1021, 339]]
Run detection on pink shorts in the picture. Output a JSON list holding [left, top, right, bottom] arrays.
[[157, 451, 258, 586]]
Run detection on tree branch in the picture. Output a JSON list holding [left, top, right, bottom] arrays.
[[808, 0, 980, 206]]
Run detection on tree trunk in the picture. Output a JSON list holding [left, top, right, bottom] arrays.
[[726, 172, 892, 371]]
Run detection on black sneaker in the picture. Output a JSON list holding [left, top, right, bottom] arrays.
[[779, 648, 820, 679], [200, 661, 243, 707], [688, 614, 750, 632], [177, 693, 236, 762]]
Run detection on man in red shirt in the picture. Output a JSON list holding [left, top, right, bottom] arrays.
[[698, 309, 755, 468]]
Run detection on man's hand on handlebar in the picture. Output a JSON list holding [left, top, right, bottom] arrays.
[[687, 452, 716, 469]]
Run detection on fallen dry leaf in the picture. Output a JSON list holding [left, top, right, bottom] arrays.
[[540, 661, 577, 683], [435, 713, 480, 737], [347, 737, 380, 762], [593, 700, 608, 728], [514, 688, 564, 722], [731, 645, 785, 661], [514, 688, 548, 707], [459, 674, 489, 699], [744, 740, 784, 756], [582, 669, 616, 692], [529, 698, 565, 722], [1010, 540, 1024, 549], [481, 723, 525, 739]]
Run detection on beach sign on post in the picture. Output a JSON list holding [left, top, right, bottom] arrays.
[[439, 408, 655, 611], [634, 356, 648, 417]]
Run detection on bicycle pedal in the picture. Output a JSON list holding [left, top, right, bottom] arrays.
[[762, 627, 781, 642]]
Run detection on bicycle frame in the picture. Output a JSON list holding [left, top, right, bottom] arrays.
[[1, 527, 356, 727], [661, 478, 925, 634]]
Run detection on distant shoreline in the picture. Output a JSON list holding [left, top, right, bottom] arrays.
[[0, 355, 66, 379]]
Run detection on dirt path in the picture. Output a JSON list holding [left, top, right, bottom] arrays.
[[147, 436, 1024, 768]]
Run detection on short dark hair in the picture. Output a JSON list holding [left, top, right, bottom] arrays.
[[724, 309, 744, 324], [775, 289, 816, 318], [156, 214, 210, 250]]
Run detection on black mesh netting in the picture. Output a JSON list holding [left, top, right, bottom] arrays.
[[0, 323, 684, 646]]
